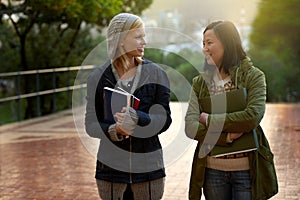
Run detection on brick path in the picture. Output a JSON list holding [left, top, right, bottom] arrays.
[[0, 103, 299, 199]]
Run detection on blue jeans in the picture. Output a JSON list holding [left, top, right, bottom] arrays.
[[203, 168, 252, 200]]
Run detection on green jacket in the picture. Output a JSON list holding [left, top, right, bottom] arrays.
[[185, 57, 278, 200]]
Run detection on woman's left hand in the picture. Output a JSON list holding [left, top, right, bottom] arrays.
[[114, 106, 138, 133]]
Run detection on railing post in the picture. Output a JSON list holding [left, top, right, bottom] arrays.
[[52, 68, 56, 112], [17, 72, 21, 121], [67, 67, 71, 108], [80, 66, 84, 105], [36, 70, 41, 116]]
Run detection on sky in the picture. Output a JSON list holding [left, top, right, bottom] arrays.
[[142, 0, 261, 27]]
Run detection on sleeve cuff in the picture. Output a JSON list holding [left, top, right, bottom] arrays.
[[108, 124, 125, 142], [128, 107, 139, 124]]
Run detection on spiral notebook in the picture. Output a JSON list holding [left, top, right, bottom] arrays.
[[209, 129, 258, 157]]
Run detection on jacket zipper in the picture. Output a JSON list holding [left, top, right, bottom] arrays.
[[130, 136, 132, 183]]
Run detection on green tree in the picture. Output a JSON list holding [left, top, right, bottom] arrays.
[[0, 0, 152, 71], [249, 0, 300, 102], [0, 0, 153, 120]]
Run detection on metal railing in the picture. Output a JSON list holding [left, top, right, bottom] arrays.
[[0, 65, 95, 122]]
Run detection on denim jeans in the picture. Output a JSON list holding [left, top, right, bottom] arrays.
[[203, 168, 252, 200]]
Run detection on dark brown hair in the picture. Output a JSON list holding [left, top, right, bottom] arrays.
[[203, 21, 246, 73]]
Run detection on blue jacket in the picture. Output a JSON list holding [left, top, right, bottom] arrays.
[[85, 59, 172, 183]]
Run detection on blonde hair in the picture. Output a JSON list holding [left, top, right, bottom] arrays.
[[113, 18, 144, 71]]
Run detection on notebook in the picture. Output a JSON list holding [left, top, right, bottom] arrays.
[[103, 87, 140, 123], [198, 88, 259, 157]]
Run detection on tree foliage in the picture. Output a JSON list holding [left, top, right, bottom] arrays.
[[0, 0, 152, 121], [0, 0, 152, 71], [249, 0, 300, 102]]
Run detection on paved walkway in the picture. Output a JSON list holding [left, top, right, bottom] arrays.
[[0, 103, 299, 200]]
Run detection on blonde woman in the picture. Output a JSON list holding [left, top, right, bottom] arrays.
[[85, 13, 172, 200]]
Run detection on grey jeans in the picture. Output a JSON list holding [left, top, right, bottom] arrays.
[[96, 178, 165, 200]]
